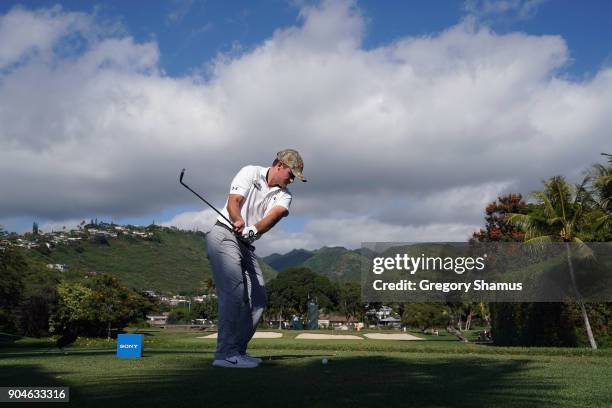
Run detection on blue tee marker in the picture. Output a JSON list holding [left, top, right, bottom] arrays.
[[116, 334, 143, 358]]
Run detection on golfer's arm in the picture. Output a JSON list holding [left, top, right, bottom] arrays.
[[254, 206, 289, 235], [227, 194, 245, 224]]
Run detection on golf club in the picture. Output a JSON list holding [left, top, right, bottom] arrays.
[[179, 168, 255, 251]]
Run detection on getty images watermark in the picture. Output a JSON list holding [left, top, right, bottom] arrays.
[[361, 242, 612, 303]]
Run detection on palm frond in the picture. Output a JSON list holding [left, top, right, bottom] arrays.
[[594, 213, 612, 232], [570, 237, 595, 260], [532, 191, 558, 220], [507, 213, 534, 232], [524, 235, 554, 245], [523, 235, 555, 257]]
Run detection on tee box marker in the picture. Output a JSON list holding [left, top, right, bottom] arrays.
[[116, 334, 143, 358]]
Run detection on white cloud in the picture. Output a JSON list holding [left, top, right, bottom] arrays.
[[39, 219, 83, 234], [1, 1, 611, 253], [159, 208, 478, 256], [162, 209, 218, 232], [256, 217, 478, 256], [463, 0, 547, 21], [0, 6, 91, 70], [374, 180, 518, 226]]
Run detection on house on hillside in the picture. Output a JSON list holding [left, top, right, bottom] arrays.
[[0, 239, 10, 251], [47, 264, 69, 272]]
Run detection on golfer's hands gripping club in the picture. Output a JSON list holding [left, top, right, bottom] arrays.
[[242, 225, 259, 244], [232, 219, 245, 234]]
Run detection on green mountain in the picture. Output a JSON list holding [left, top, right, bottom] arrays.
[[301, 246, 370, 282], [380, 243, 467, 258], [263, 249, 314, 272], [263, 246, 378, 282], [25, 228, 277, 294], [264, 244, 471, 283]]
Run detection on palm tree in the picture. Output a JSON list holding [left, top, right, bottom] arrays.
[[587, 153, 612, 234], [508, 176, 598, 349], [201, 277, 216, 295]]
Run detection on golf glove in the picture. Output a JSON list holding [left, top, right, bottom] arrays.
[[242, 225, 259, 243]]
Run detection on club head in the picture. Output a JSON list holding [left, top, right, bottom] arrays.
[[180, 168, 186, 183]]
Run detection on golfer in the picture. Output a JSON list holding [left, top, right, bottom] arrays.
[[206, 149, 306, 368]]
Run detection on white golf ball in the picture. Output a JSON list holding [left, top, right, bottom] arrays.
[[322, 358, 328, 365]]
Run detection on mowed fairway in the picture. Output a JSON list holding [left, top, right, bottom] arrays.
[[1, 330, 611, 408]]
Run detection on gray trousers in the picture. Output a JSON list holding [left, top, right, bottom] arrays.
[[205, 224, 267, 360]]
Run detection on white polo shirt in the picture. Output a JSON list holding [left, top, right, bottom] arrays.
[[217, 165, 292, 229]]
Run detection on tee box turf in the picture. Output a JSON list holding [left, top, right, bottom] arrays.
[[116, 334, 143, 358]]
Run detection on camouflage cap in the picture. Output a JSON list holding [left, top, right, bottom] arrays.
[[277, 149, 306, 182]]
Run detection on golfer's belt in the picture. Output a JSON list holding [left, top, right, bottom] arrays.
[[215, 220, 234, 232], [214, 221, 255, 250]]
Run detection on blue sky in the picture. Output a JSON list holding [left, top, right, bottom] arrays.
[[2, 1, 610, 77], [1, 1, 611, 254]]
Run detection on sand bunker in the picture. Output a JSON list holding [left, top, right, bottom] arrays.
[[363, 333, 424, 340], [295, 333, 363, 340], [197, 332, 283, 339], [198, 332, 423, 340]]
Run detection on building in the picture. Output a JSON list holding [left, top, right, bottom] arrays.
[[318, 313, 364, 330], [378, 316, 402, 328], [146, 313, 169, 326], [47, 264, 69, 272]]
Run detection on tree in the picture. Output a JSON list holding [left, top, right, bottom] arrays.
[[0, 248, 26, 333], [167, 307, 190, 324], [402, 303, 449, 332], [87, 274, 152, 340], [89, 276, 125, 340], [469, 195, 529, 339], [472, 194, 528, 242], [509, 176, 598, 349], [586, 153, 612, 239], [18, 265, 59, 337], [200, 277, 216, 295], [49, 282, 94, 336], [193, 298, 218, 321], [50, 274, 156, 340], [447, 302, 479, 331], [337, 282, 364, 323], [267, 268, 337, 321]]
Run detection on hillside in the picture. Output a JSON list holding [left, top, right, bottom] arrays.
[[263, 249, 314, 272], [25, 229, 278, 294], [380, 243, 467, 258], [301, 246, 370, 282], [266, 244, 469, 282], [264, 246, 377, 282]]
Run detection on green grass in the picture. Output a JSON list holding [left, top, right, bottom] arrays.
[[1, 330, 611, 407]]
